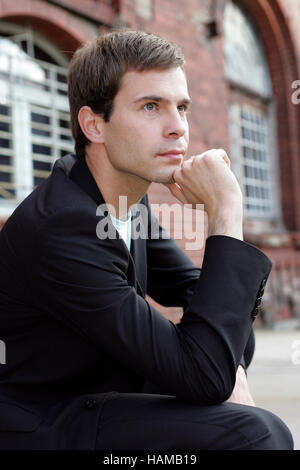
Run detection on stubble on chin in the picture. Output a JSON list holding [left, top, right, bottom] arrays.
[[151, 171, 176, 185], [148, 159, 183, 184]]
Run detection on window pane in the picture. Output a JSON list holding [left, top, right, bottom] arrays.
[[224, 0, 272, 97], [32, 144, 52, 156], [0, 121, 10, 132], [0, 102, 15, 199], [33, 160, 51, 172], [31, 112, 50, 124], [0, 104, 10, 116], [31, 105, 74, 188], [0, 35, 74, 204], [239, 105, 273, 217]]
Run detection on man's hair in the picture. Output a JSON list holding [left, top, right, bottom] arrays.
[[67, 30, 185, 158]]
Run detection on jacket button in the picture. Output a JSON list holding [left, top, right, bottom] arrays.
[[85, 399, 97, 409]]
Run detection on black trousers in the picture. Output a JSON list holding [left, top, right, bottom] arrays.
[[96, 392, 294, 450]]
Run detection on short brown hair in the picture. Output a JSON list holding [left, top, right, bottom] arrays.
[[67, 30, 185, 158]]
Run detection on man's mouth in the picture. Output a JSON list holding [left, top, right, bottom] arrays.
[[157, 149, 185, 160]]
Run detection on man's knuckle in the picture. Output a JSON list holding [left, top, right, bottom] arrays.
[[182, 161, 191, 171], [202, 153, 212, 164], [217, 148, 229, 159]]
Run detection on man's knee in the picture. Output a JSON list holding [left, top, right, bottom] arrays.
[[236, 406, 294, 450]]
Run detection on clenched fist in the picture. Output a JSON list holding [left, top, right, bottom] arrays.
[[165, 149, 244, 240]]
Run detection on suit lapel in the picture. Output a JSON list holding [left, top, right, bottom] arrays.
[[59, 154, 147, 298], [130, 230, 147, 298]]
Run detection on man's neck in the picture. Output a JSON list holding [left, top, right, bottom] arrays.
[[85, 147, 151, 220]]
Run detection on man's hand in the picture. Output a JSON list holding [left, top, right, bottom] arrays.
[[165, 149, 244, 240], [226, 365, 256, 407]]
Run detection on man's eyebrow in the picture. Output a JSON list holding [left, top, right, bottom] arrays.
[[133, 95, 192, 106]]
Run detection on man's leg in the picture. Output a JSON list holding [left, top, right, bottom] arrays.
[[96, 392, 293, 450]]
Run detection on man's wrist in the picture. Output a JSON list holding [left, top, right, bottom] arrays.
[[207, 209, 243, 241]]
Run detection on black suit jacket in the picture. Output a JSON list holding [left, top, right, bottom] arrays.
[[0, 154, 271, 449]]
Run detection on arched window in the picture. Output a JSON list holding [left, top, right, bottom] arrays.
[[224, 1, 282, 227], [0, 23, 73, 216]]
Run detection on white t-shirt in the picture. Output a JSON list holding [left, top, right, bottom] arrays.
[[110, 211, 132, 251]]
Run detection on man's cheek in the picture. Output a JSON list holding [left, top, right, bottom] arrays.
[[184, 127, 189, 145]]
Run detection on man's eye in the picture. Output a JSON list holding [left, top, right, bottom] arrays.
[[178, 104, 187, 113], [144, 102, 157, 111]]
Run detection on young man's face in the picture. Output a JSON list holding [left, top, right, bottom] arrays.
[[100, 67, 190, 185]]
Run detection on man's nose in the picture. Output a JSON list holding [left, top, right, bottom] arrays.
[[163, 110, 188, 139]]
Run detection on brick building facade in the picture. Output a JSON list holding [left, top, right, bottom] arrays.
[[0, 0, 300, 325]]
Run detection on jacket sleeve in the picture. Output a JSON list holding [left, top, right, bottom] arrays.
[[32, 206, 271, 405], [145, 207, 256, 376]]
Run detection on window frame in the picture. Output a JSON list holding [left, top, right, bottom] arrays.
[[224, 1, 283, 228], [229, 96, 282, 224], [0, 25, 73, 217]]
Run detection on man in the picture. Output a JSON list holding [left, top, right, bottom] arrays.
[[0, 30, 293, 450]]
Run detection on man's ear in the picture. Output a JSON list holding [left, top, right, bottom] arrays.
[[77, 106, 104, 144]]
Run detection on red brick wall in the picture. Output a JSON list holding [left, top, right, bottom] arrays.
[[118, 0, 300, 323], [120, 0, 231, 276], [0, 0, 94, 54], [120, 0, 300, 234], [43, 0, 117, 25]]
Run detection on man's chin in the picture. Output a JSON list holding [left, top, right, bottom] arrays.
[[151, 171, 176, 185]]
